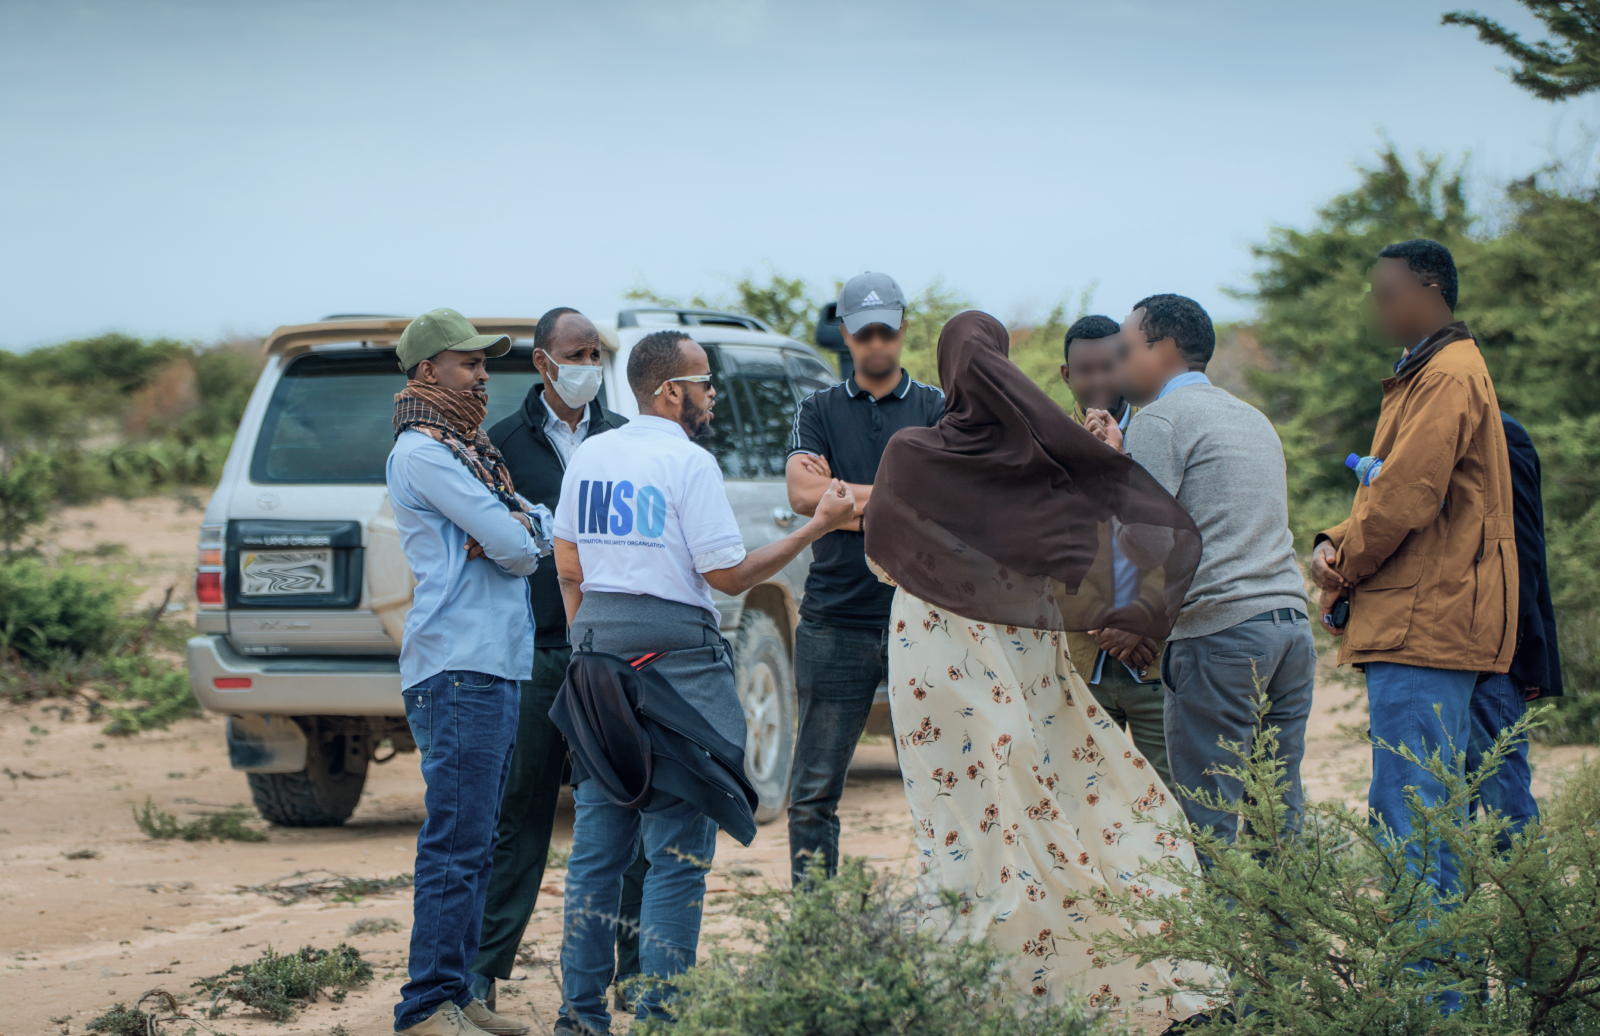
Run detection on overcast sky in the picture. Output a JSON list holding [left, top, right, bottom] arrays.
[[0, 0, 1588, 349]]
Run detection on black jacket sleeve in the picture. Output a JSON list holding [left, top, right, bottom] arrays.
[[1502, 413, 1563, 696]]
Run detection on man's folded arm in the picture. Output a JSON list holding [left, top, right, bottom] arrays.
[[407, 445, 541, 577]]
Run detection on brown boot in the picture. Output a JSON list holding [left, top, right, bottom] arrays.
[[396, 1002, 492, 1036], [463, 998, 531, 1036]]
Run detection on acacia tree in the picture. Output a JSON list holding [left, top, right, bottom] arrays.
[[1445, 1, 1600, 100]]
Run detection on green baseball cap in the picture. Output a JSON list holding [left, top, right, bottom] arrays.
[[395, 308, 512, 371]]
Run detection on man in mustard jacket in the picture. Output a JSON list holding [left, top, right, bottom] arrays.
[[1312, 239, 1516, 905]]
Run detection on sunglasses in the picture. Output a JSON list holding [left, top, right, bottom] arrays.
[[654, 374, 712, 395], [850, 324, 901, 343]]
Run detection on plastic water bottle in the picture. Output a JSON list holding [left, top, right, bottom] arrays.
[[1345, 453, 1383, 486]]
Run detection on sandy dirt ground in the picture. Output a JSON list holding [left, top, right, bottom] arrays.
[[4, 493, 1596, 1035]]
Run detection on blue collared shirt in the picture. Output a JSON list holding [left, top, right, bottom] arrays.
[[387, 430, 541, 689], [1157, 370, 1212, 399], [1091, 404, 1153, 685]]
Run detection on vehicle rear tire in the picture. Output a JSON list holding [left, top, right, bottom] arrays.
[[247, 725, 369, 827], [732, 610, 796, 825]]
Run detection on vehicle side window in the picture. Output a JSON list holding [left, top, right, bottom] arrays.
[[697, 346, 744, 480], [784, 350, 839, 397], [719, 346, 799, 480]]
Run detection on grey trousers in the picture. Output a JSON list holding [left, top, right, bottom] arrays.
[[1162, 611, 1316, 844]]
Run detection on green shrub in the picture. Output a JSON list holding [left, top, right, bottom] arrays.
[[194, 943, 373, 1021], [0, 557, 201, 733], [103, 433, 233, 494], [0, 450, 53, 558], [1532, 691, 1600, 746], [1523, 610, 1600, 745], [0, 558, 132, 663], [0, 332, 259, 512], [633, 857, 1115, 1036], [1087, 698, 1600, 1034], [98, 654, 200, 735], [133, 797, 267, 842], [84, 1002, 156, 1036], [0, 644, 201, 735], [345, 916, 402, 936]]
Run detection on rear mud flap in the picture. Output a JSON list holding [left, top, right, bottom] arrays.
[[226, 714, 308, 773]]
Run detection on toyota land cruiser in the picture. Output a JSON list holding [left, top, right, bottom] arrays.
[[187, 309, 851, 827]]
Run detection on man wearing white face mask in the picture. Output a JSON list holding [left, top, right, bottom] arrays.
[[474, 307, 627, 1008]]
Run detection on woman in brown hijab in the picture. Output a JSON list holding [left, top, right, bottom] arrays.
[[865, 311, 1215, 1025]]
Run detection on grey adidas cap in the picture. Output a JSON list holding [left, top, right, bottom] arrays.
[[837, 272, 906, 334]]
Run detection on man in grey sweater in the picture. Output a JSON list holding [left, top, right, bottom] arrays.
[[1086, 294, 1312, 842]]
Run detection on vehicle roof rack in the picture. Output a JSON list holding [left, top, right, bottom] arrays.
[[615, 308, 773, 333]]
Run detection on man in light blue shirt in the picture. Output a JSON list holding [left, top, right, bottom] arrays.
[[386, 308, 543, 1036], [389, 434, 540, 688]]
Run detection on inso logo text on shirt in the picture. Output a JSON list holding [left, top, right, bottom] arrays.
[[578, 480, 667, 538]]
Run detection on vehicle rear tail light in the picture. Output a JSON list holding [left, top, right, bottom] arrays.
[[196, 571, 224, 605], [197, 547, 223, 567], [213, 677, 252, 690]]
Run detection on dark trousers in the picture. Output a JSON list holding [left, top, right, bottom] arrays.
[[787, 619, 888, 885], [1087, 658, 1173, 789], [1162, 611, 1316, 844], [1465, 673, 1540, 840], [469, 646, 570, 983]]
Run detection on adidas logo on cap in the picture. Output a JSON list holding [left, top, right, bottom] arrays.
[[860, 290, 883, 306]]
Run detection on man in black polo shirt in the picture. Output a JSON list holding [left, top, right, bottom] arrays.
[[783, 271, 944, 885], [473, 307, 628, 1009]]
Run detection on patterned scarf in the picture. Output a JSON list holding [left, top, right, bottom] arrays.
[[393, 382, 528, 514]]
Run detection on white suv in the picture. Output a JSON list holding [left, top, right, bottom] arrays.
[[188, 309, 849, 826]]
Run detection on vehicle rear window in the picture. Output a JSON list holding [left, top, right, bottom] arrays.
[[250, 349, 542, 484]]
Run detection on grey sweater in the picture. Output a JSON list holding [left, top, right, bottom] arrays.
[[1121, 381, 1305, 641]]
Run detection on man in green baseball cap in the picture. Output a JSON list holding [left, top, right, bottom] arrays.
[[397, 306, 513, 374], [390, 307, 541, 1036]]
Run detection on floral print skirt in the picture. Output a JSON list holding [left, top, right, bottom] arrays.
[[888, 588, 1215, 1025]]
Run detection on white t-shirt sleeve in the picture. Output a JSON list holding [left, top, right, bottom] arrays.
[[679, 452, 745, 558], [553, 464, 580, 541], [693, 543, 748, 573]]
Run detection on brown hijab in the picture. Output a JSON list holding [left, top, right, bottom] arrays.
[[864, 310, 1199, 636]]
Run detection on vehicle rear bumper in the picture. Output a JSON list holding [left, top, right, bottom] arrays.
[[187, 634, 405, 717]]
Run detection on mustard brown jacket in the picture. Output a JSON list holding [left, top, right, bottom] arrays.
[[1318, 324, 1517, 672]]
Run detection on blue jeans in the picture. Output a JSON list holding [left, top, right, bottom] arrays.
[[787, 620, 887, 885], [1465, 673, 1540, 840], [1366, 662, 1477, 896], [1367, 662, 1478, 1015], [560, 780, 719, 1032], [395, 670, 519, 1031]]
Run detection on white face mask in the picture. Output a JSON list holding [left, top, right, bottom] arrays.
[[539, 349, 603, 409]]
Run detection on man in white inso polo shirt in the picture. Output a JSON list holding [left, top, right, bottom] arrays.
[[549, 330, 856, 1033]]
